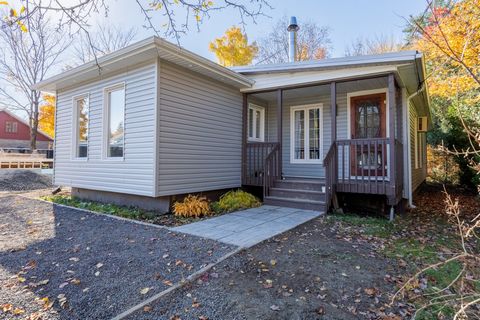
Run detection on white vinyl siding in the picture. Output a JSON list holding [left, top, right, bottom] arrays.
[[54, 62, 157, 196], [410, 103, 427, 192], [157, 61, 243, 196]]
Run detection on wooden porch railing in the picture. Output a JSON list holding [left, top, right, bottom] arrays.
[[324, 138, 404, 210], [323, 141, 337, 209], [263, 144, 280, 197], [243, 142, 279, 186]]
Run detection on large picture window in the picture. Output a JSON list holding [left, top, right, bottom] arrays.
[[105, 85, 125, 158], [248, 104, 265, 142], [74, 95, 89, 158], [290, 104, 322, 163]]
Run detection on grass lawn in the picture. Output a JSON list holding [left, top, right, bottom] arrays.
[[326, 184, 479, 320]]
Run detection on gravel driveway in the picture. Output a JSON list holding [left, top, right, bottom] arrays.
[[0, 170, 53, 191], [0, 196, 236, 320], [126, 217, 401, 320]]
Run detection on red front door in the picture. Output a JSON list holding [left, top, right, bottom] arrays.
[[350, 93, 387, 177]]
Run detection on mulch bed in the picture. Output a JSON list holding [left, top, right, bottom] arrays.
[[0, 196, 236, 320]]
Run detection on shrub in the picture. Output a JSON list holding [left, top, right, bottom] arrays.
[[215, 190, 260, 213], [172, 195, 211, 218]]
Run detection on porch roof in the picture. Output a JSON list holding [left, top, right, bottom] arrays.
[[234, 50, 430, 123]]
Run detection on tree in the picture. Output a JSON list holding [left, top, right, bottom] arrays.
[[209, 26, 258, 67], [38, 94, 55, 138], [344, 34, 404, 56], [0, 7, 68, 150], [2, 1, 271, 52], [73, 24, 138, 65], [392, 1, 480, 318], [256, 16, 331, 64]]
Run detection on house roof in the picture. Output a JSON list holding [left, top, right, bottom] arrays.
[[231, 51, 423, 74], [32, 37, 429, 122], [33, 36, 254, 92], [0, 109, 53, 140], [233, 50, 430, 122]]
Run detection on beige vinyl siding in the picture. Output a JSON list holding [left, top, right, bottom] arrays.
[[410, 102, 427, 192], [54, 62, 157, 196], [157, 61, 243, 196]]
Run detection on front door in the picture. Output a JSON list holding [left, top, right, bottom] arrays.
[[350, 93, 387, 177]]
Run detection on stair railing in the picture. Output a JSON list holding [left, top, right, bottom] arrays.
[[323, 142, 338, 211], [263, 143, 280, 197]]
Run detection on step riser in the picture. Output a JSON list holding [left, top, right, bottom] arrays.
[[269, 189, 325, 201], [275, 181, 325, 191], [264, 198, 325, 211]]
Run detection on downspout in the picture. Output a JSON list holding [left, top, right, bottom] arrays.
[[406, 81, 426, 208]]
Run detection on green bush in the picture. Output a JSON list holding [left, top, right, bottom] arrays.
[[214, 190, 261, 213]]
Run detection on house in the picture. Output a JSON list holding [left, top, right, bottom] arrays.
[[32, 36, 430, 216], [0, 109, 53, 151]]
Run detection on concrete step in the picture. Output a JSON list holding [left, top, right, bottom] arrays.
[[269, 187, 325, 201], [274, 179, 325, 192], [264, 196, 325, 211]]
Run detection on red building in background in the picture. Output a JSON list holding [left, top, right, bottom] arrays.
[[0, 109, 53, 150]]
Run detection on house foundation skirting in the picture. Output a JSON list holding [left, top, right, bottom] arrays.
[[71, 188, 170, 213]]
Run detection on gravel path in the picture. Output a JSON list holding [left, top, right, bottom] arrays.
[[0, 170, 53, 191], [127, 217, 401, 320], [0, 196, 236, 320]]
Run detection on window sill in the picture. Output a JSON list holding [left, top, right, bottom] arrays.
[[290, 159, 323, 165]]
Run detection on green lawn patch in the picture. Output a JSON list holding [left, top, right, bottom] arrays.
[[327, 213, 397, 238], [41, 195, 155, 220]]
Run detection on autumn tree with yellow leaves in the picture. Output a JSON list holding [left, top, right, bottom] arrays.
[[209, 26, 258, 67], [392, 1, 480, 318], [38, 94, 55, 138]]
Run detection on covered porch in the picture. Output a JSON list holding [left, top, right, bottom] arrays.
[[241, 74, 405, 211]]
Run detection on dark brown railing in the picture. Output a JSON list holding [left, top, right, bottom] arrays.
[[324, 138, 404, 211], [263, 144, 280, 197], [243, 142, 279, 186], [323, 142, 337, 209]]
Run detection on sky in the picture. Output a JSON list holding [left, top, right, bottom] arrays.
[[93, 0, 427, 60]]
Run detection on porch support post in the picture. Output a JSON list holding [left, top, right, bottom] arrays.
[[242, 93, 248, 184], [388, 74, 396, 204], [330, 81, 340, 210], [277, 89, 283, 178], [330, 82, 337, 142]]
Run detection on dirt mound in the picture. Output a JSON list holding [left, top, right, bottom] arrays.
[[0, 170, 53, 191]]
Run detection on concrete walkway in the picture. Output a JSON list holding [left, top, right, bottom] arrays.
[[171, 205, 323, 248]]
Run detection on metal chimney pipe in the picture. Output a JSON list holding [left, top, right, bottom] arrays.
[[287, 16, 299, 63]]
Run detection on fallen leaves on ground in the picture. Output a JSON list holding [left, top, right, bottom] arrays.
[[140, 287, 151, 295]]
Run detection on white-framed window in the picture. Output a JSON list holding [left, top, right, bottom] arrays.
[[247, 103, 265, 142], [5, 121, 18, 133], [104, 84, 125, 159], [290, 104, 323, 163], [72, 95, 89, 159]]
